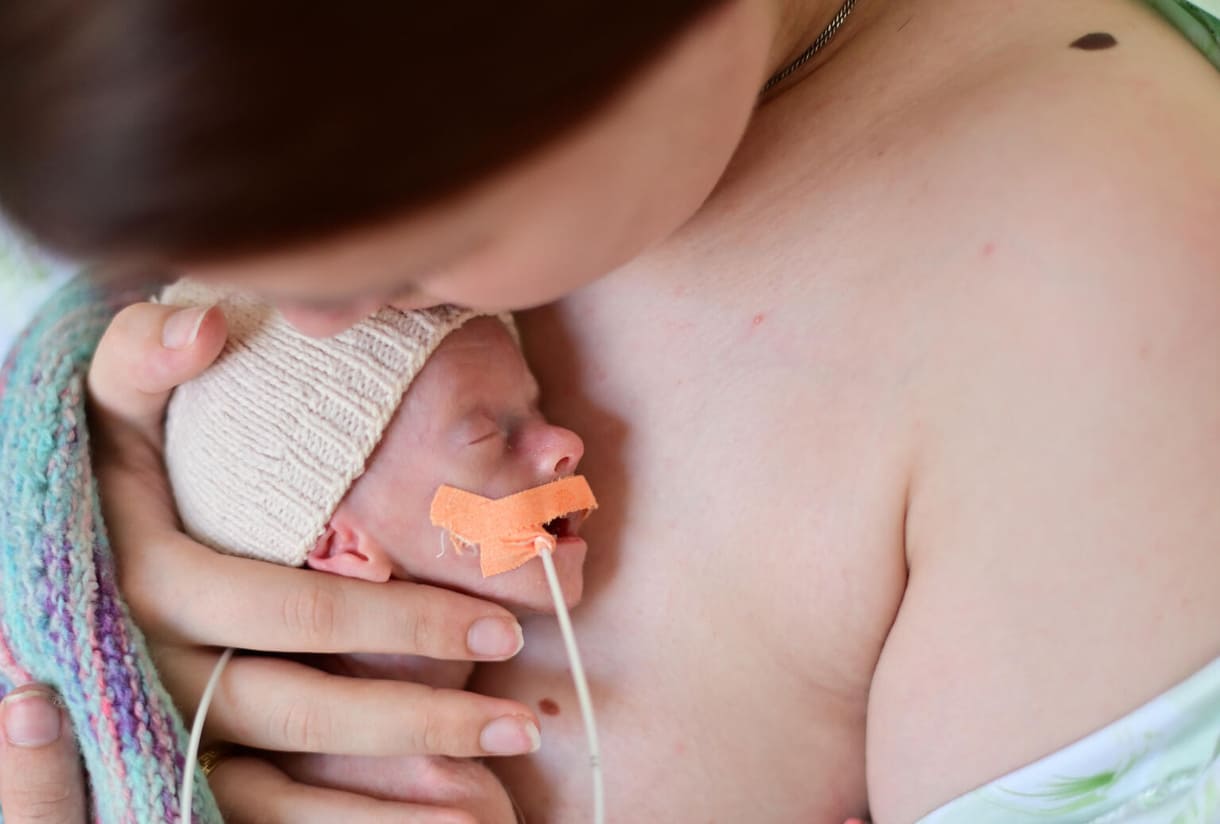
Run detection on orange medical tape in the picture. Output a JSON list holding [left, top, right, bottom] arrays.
[[429, 476, 598, 577]]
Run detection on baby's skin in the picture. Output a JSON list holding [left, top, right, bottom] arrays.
[[216, 315, 589, 812], [305, 315, 589, 618]]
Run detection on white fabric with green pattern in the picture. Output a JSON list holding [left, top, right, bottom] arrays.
[[1145, 0, 1220, 68], [917, 656, 1220, 823]]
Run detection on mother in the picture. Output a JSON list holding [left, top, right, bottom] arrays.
[[3, 0, 1220, 822]]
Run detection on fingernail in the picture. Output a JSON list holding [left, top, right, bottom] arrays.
[[2, 689, 63, 748], [480, 716, 541, 755], [467, 617, 524, 658], [162, 305, 211, 350]]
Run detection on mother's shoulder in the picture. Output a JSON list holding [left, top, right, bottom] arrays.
[[929, 0, 1220, 217], [879, 0, 1220, 308]]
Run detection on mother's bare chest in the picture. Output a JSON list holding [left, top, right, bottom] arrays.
[[470, 263, 911, 821]]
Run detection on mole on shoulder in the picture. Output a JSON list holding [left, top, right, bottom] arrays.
[[1070, 32, 1118, 50], [539, 697, 561, 716]]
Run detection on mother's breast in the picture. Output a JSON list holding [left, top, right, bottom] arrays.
[[470, 286, 910, 821]]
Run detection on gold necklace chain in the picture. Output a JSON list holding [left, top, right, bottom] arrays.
[[760, 0, 856, 94]]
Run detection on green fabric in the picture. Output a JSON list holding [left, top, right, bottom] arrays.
[[1145, 0, 1220, 69]]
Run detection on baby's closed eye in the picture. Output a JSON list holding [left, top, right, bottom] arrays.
[[452, 414, 503, 448], [466, 429, 503, 447]]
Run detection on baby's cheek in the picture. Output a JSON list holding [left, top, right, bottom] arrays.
[[460, 465, 526, 504], [272, 752, 387, 798], [324, 652, 474, 690]]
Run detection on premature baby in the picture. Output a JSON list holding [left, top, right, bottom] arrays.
[[159, 279, 597, 812], [162, 279, 594, 616]]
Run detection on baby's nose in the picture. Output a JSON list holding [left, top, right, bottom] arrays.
[[529, 423, 585, 479]]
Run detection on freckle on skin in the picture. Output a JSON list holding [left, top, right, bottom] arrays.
[[539, 698, 560, 716], [1070, 32, 1118, 50], [752, 313, 766, 327], [982, 241, 996, 257]]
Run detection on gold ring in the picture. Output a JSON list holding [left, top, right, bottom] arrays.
[[197, 742, 235, 778]]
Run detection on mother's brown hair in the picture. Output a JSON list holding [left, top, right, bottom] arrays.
[[0, 1, 726, 265]]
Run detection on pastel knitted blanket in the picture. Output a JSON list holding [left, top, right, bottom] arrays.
[[0, 273, 221, 823]]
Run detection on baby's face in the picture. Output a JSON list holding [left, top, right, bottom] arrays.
[[328, 316, 588, 612]]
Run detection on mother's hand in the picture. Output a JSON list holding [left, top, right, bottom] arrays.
[[87, 301, 539, 818], [269, 751, 521, 824], [0, 686, 87, 824]]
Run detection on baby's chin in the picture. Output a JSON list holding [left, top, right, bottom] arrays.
[[476, 538, 589, 615], [416, 538, 589, 615]]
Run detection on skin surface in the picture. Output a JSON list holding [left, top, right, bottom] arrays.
[[0, 686, 86, 824], [58, 0, 1220, 821], [269, 317, 589, 812], [310, 316, 590, 615]]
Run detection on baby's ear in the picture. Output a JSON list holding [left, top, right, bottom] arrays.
[[306, 507, 393, 582]]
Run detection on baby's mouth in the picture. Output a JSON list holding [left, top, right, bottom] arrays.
[[430, 476, 598, 576], [543, 511, 586, 540]]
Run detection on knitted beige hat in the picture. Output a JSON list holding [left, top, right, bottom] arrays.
[[161, 278, 490, 567]]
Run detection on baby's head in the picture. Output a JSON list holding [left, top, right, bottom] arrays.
[[163, 280, 590, 612]]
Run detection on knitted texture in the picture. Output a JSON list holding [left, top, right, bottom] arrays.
[[161, 279, 481, 566], [0, 273, 222, 823]]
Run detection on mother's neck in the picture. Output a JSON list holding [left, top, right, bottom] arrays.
[[763, 0, 868, 92]]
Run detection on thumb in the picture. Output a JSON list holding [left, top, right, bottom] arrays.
[[0, 686, 87, 824], [87, 301, 227, 445]]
